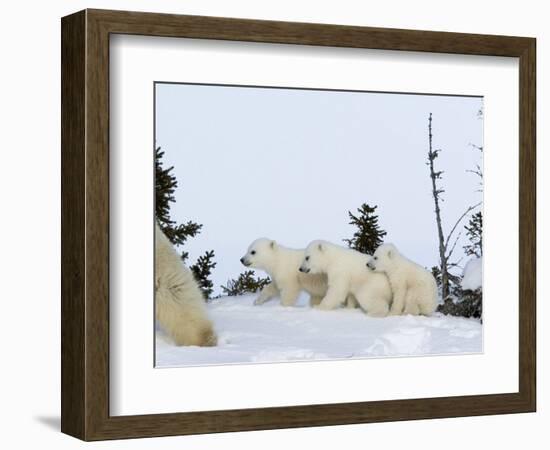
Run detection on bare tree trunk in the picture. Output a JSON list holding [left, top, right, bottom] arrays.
[[427, 113, 450, 300]]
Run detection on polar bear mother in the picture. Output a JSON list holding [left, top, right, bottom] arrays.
[[155, 223, 217, 346], [367, 243, 437, 316], [240, 238, 328, 306], [299, 240, 392, 317]]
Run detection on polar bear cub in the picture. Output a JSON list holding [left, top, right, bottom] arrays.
[[367, 243, 437, 316], [155, 223, 217, 346], [299, 240, 392, 317], [240, 238, 328, 307]]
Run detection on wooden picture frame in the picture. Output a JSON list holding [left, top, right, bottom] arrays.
[[61, 9, 536, 441]]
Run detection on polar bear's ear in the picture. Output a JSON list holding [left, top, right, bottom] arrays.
[[270, 240, 276, 249], [318, 243, 323, 252], [386, 249, 393, 259]]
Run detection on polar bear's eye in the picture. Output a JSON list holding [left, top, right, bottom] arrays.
[[251, 250, 256, 255], [374, 256, 378, 260], [305, 256, 310, 261]]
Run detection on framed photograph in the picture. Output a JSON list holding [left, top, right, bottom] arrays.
[[61, 9, 536, 441]]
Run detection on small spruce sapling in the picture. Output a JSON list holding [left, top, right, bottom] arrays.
[[463, 212, 483, 258], [191, 251, 217, 299], [343, 203, 387, 255], [221, 271, 271, 297]]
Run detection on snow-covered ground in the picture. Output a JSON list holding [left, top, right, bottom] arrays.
[[155, 294, 482, 367]]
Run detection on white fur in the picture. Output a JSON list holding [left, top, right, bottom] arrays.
[[241, 238, 328, 307], [368, 243, 438, 316], [155, 223, 217, 346], [299, 240, 392, 317]]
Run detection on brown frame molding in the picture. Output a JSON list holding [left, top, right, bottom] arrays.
[[61, 9, 536, 441]]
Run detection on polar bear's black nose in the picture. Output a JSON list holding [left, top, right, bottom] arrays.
[[240, 258, 245, 264], [298, 267, 304, 272]]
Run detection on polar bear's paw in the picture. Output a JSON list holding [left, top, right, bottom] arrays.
[[314, 302, 338, 311]]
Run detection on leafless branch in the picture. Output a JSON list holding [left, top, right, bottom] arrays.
[[448, 257, 465, 270], [466, 166, 483, 179], [446, 231, 462, 261], [469, 142, 484, 152], [444, 202, 482, 251]]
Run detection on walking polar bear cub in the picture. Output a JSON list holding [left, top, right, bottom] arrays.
[[155, 223, 217, 346], [241, 238, 329, 307], [299, 240, 392, 317], [367, 243, 437, 316]]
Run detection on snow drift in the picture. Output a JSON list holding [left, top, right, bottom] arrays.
[[156, 294, 482, 368], [461, 257, 482, 291]]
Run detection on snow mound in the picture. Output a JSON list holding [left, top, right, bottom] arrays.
[[155, 294, 482, 367], [461, 257, 482, 291]]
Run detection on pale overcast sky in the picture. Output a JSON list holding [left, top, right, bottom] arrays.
[[155, 83, 483, 296]]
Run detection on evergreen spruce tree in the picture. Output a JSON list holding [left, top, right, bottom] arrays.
[[221, 271, 271, 297], [431, 266, 442, 287], [155, 147, 202, 259], [436, 289, 482, 320], [343, 204, 387, 254], [155, 147, 216, 298], [463, 212, 483, 257], [438, 211, 483, 319], [191, 250, 217, 299], [437, 212, 483, 319]]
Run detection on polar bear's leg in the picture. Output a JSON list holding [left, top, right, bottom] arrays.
[[403, 293, 421, 315], [365, 298, 390, 317], [389, 286, 406, 315], [317, 283, 347, 310], [419, 299, 437, 316], [280, 286, 300, 307], [417, 287, 437, 316], [309, 295, 323, 307], [345, 295, 359, 309], [156, 285, 217, 347], [254, 282, 279, 305], [354, 288, 389, 317]]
